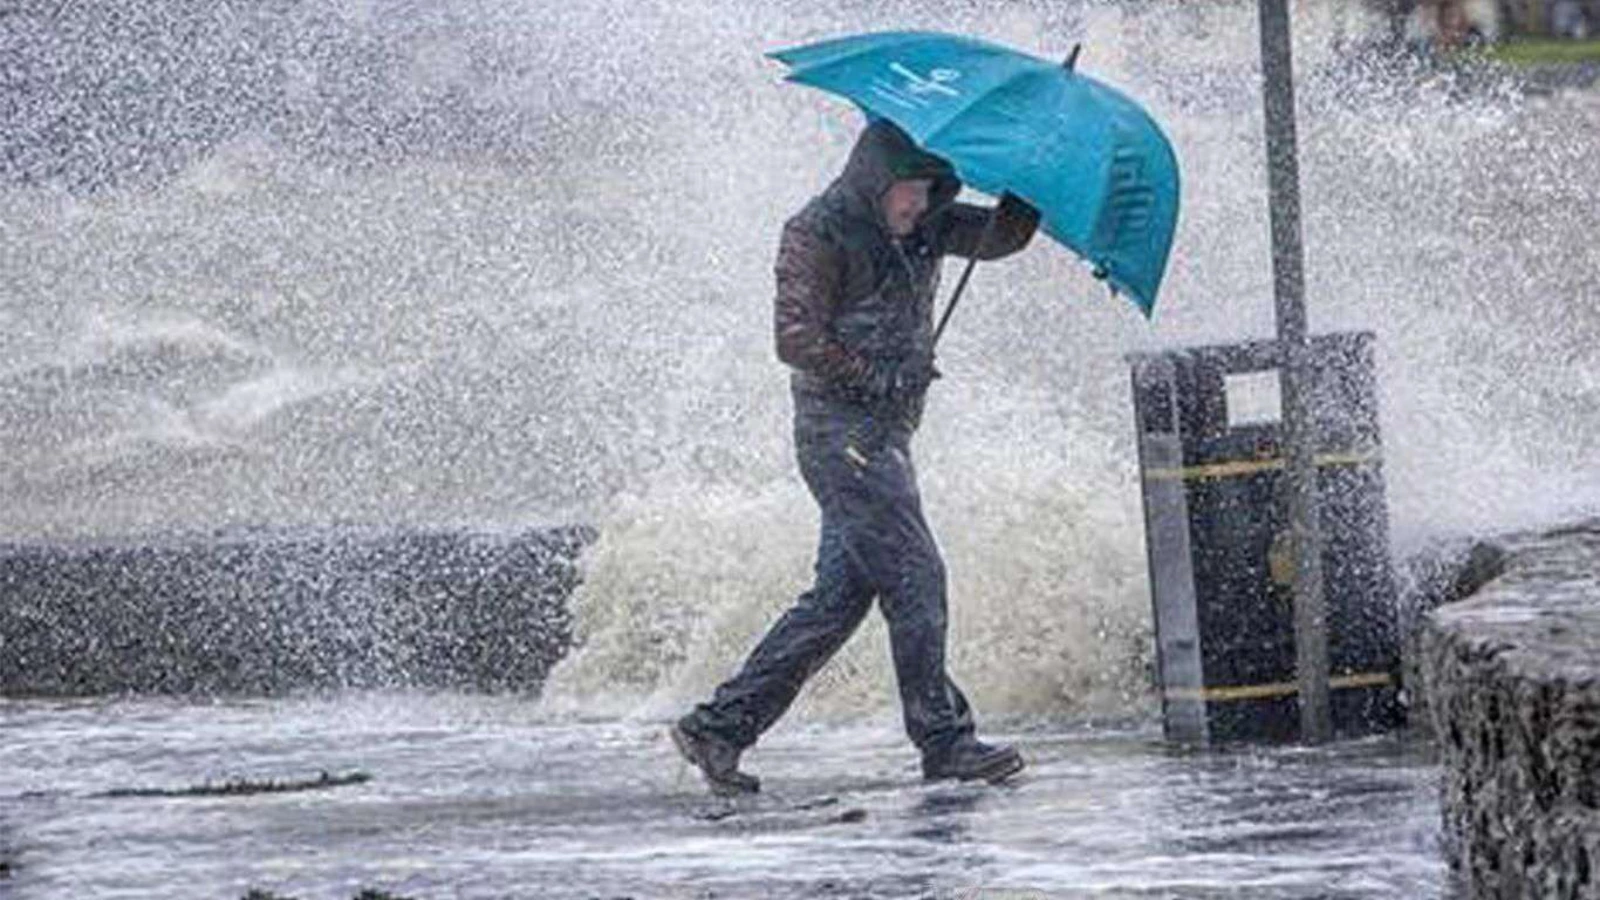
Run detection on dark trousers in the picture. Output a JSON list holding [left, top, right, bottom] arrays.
[[688, 417, 975, 757]]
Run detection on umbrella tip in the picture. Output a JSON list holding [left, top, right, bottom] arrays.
[[1064, 44, 1082, 71]]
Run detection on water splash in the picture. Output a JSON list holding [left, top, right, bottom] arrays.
[[3, 0, 1597, 721]]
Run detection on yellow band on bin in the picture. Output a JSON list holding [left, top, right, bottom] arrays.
[[1143, 452, 1379, 483], [1164, 671, 1394, 704]]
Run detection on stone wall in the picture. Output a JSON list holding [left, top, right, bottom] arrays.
[[0, 525, 593, 696], [1416, 521, 1600, 898]]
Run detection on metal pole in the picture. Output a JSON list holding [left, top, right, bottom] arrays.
[[1256, 0, 1331, 744]]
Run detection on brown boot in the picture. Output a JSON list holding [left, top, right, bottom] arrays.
[[922, 738, 1024, 784], [671, 717, 760, 796]]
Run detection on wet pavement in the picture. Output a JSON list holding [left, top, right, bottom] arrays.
[[0, 693, 1449, 899]]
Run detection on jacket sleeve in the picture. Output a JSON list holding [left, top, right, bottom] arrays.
[[939, 192, 1041, 261], [773, 219, 874, 390]]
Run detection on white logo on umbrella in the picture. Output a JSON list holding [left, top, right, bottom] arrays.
[[891, 63, 962, 97], [870, 62, 962, 110]]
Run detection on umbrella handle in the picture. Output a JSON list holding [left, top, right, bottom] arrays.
[[932, 202, 1002, 348]]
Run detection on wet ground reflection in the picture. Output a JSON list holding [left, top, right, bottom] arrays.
[[0, 694, 1447, 898]]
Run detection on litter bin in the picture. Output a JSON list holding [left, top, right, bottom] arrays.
[[1130, 331, 1401, 744]]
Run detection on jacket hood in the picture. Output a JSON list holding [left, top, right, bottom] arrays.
[[836, 120, 962, 232]]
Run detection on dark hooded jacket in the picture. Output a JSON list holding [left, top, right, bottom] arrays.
[[774, 120, 1039, 437]]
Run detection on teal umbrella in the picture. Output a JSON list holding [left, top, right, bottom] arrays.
[[770, 30, 1180, 318]]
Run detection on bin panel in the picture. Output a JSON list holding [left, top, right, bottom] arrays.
[[1131, 331, 1401, 744]]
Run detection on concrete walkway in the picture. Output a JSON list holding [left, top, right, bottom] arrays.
[[0, 696, 1445, 899]]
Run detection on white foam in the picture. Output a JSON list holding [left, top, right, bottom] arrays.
[[3, 0, 1597, 717]]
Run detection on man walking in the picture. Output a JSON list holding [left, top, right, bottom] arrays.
[[673, 120, 1039, 795]]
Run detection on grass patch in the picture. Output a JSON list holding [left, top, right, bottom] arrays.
[[1488, 38, 1600, 65]]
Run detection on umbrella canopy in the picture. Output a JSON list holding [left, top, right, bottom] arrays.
[[770, 30, 1180, 317]]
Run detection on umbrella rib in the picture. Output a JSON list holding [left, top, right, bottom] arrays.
[[917, 65, 1056, 192], [770, 32, 935, 71]]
